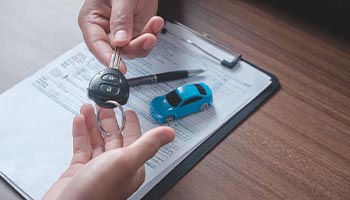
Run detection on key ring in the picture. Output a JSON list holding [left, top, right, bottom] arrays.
[[96, 100, 126, 137]]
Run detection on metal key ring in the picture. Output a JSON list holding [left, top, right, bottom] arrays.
[[96, 100, 126, 137]]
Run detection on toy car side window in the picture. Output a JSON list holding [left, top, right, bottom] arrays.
[[181, 96, 202, 107]]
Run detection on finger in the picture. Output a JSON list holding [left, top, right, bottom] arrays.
[[139, 16, 164, 36], [71, 114, 91, 164], [107, 33, 128, 74], [128, 126, 175, 170], [110, 0, 134, 47], [118, 59, 127, 75], [119, 16, 163, 59], [121, 33, 157, 59], [80, 20, 128, 71], [79, 14, 114, 67], [80, 104, 104, 157], [98, 107, 123, 150], [122, 110, 141, 147]]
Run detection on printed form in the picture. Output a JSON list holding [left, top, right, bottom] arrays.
[[0, 22, 271, 199]]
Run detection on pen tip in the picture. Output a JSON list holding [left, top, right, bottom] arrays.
[[197, 69, 206, 74], [188, 69, 205, 76]]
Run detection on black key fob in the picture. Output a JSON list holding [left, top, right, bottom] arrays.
[[88, 68, 129, 108]]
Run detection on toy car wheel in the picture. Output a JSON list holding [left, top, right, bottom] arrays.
[[200, 103, 210, 111], [164, 115, 175, 123]]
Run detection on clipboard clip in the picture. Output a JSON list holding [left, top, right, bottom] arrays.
[[161, 21, 242, 69]]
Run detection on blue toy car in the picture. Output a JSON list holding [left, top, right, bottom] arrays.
[[150, 83, 213, 123]]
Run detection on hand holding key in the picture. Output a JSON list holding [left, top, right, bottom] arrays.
[[87, 48, 130, 137], [78, 0, 163, 67]]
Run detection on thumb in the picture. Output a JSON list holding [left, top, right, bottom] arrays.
[[110, 0, 134, 47], [128, 126, 175, 170]]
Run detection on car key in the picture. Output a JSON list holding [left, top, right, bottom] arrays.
[[87, 48, 129, 108]]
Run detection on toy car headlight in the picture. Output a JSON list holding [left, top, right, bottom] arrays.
[[151, 110, 163, 118]]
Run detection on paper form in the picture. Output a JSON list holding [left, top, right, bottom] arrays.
[[0, 22, 271, 199]]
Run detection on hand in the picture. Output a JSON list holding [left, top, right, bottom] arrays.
[[78, 0, 164, 73], [43, 104, 175, 200]]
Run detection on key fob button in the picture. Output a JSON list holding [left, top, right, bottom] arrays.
[[102, 74, 121, 83], [100, 84, 120, 95], [88, 68, 129, 108]]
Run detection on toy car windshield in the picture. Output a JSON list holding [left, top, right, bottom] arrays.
[[194, 83, 207, 95], [165, 90, 182, 107]]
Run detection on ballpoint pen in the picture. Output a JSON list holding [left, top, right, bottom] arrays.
[[127, 69, 205, 86]]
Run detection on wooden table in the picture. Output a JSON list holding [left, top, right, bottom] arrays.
[[1, 0, 349, 199]]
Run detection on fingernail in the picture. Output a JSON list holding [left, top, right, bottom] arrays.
[[155, 23, 164, 34], [142, 39, 156, 50], [114, 30, 128, 41]]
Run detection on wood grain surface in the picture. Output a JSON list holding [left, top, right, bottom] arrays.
[[0, 0, 349, 199], [158, 0, 350, 200]]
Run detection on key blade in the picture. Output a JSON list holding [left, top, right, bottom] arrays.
[[115, 48, 121, 69], [109, 48, 117, 68], [109, 48, 121, 69]]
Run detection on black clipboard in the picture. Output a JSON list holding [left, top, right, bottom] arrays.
[[0, 171, 32, 200], [0, 21, 280, 200], [142, 21, 280, 199]]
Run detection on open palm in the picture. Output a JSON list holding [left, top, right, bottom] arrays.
[[43, 104, 174, 200]]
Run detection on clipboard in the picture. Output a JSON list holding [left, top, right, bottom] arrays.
[[142, 21, 280, 199], [0, 20, 279, 200], [0, 172, 32, 200]]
